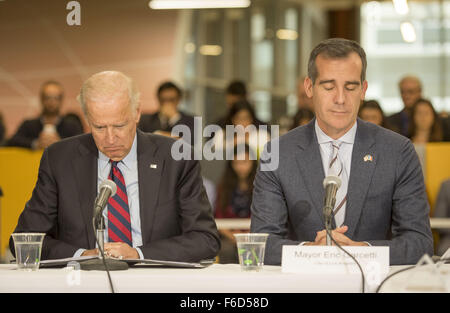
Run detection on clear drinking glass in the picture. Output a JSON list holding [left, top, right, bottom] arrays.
[[234, 233, 269, 271], [11, 233, 45, 271]]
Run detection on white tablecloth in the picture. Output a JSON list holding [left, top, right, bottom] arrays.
[[1, 263, 448, 293]]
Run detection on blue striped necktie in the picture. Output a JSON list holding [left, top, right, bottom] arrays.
[[107, 160, 132, 246]]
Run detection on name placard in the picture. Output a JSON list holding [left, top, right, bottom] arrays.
[[281, 245, 389, 276]]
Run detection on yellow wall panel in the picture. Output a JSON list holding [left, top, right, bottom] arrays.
[[0, 148, 42, 257]]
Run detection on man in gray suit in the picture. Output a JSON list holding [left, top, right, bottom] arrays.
[[434, 179, 450, 256], [251, 38, 433, 265]]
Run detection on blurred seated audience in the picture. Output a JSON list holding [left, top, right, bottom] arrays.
[[408, 98, 443, 144], [0, 112, 5, 146], [214, 144, 258, 263], [358, 100, 391, 129], [387, 75, 423, 137], [212, 100, 270, 156], [440, 111, 450, 141], [290, 108, 314, 130], [214, 80, 266, 130], [434, 179, 450, 256], [7, 80, 83, 149], [138, 81, 195, 144]]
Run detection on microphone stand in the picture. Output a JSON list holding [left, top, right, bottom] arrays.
[[79, 209, 129, 273], [323, 204, 334, 246]]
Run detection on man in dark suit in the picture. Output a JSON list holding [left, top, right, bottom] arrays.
[[7, 80, 84, 149], [10, 71, 220, 262], [386, 76, 423, 137], [138, 81, 195, 144], [251, 38, 433, 265]]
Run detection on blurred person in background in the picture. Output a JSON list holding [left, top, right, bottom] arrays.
[[408, 98, 443, 144], [290, 108, 315, 130], [358, 99, 391, 129], [7, 80, 84, 149], [434, 179, 450, 256], [440, 111, 450, 141], [212, 100, 270, 157], [214, 80, 266, 130], [0, 112, 5, 145], [214, 144, 258, 263], [138, 81, 195, 144], [387, 75, 423, 137]]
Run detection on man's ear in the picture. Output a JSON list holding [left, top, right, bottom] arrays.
[[361, 80, 368, 100], [304, 77, 313, 98], [134, 104, 142, 124]]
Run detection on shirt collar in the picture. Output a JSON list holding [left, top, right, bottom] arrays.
[[98, 132, 137, 171], [314, 119, 357, 145]]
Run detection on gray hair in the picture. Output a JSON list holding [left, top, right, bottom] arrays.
[[77, 71, 140, 116], [307, 38, 367, 85]]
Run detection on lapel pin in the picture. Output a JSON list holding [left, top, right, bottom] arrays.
[[150, 164, 157, 169], [363, 154, 373, 162]]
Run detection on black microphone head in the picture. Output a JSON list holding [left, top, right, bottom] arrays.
[[100, 179, 117, 197], [323, 175, 342, 189]]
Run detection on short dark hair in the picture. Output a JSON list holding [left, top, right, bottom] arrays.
[[226, 99, 257, 125], [226, 80, 247, 96], [308, 38, 367, 84], [157, 81, 183, 98], [40, 80, 64, 99]]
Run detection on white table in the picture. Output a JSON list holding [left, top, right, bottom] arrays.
[[1, 263, 448, 293], [216, 218, 450, 230]]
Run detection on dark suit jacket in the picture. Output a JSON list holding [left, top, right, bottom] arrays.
[[251, 118, 433, 265], [138, 111, 195, 144], [10, 130, 220, 262], [7, 115, 84, 148], [386, 109, 408, 137]]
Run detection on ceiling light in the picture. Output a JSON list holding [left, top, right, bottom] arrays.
[[149, 0, 251, 9], [393, 0, 409, 15], [400, 21, 416, 43], [276, 29, 298, 41], [199, 45, 222, 56]]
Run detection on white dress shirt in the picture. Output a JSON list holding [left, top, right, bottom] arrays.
[[74, 133, 144, 259]]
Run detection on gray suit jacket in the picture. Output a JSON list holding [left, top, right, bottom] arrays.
[[251, 118, 433, 265], [10, 130, 220, 262], [434, 179, 450, 238]]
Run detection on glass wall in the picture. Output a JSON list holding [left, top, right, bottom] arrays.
[[361, 0, 450, 115], [180, 0, 327, 126]]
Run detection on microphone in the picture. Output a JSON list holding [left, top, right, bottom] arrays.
[[322, 175, 341, 239], [80, 178, 127, 280], [93, 179, 117, 226]]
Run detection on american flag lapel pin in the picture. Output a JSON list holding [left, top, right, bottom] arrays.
[[363, 154, 373, 162]]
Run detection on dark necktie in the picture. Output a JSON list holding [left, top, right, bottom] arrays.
[[107, 160, 132, 246]]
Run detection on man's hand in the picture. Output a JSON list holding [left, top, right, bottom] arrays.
[[81, 248, 98, 256], [104, 242, 139, 259], [304, 225, 368, 246]]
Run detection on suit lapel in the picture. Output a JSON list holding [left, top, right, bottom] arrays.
[[72, 135, 98, 249], [136, 130, 163, 244], [294, 121, 327, 224], [345, 120, 377, 238]]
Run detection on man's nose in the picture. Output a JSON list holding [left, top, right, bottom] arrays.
[[105, 128, 116, 143], [334, 87, 345, 105]]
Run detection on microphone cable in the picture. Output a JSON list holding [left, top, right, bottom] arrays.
[[92, 219, 115, 293], [325, 226, 366, 293], [375, 257, 450, 293]]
